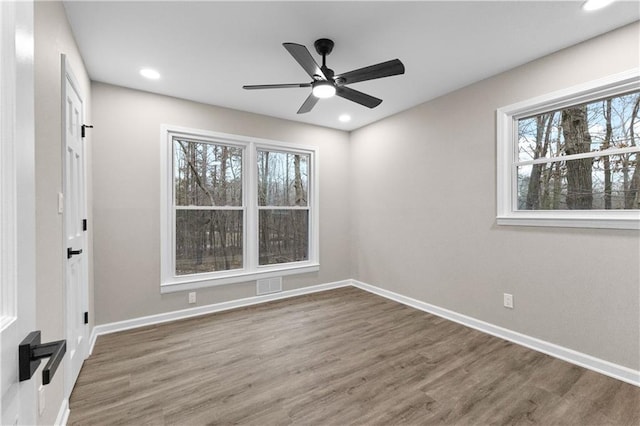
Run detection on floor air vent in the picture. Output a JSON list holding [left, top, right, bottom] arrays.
[[256, 277, 282, 295]]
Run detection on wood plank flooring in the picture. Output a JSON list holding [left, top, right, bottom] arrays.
[[68, 287, 640, 425]]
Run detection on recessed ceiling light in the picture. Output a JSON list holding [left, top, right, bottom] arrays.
[[339, 114, 351, 123], [140, 68, 161, 80], [582, 0, 615, 11]]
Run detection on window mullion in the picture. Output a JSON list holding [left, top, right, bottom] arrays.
[[246, 142, 257, 272], [515, 146, 640, 167]]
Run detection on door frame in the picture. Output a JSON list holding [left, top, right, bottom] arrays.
[[61, 54, 89, 400]]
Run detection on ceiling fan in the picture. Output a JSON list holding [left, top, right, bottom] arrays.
[[243, 38, 405, 114]]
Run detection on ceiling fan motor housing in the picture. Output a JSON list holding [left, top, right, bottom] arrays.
[[314, 38, 334, 56]]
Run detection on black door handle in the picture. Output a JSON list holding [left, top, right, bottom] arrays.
[[19, 331, 66, 385], [67, 247, 83, 259]]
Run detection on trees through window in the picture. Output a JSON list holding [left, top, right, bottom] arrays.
[[174, 139, 243, 275], [161, 126, 318, 291], [497, 70, 639, 229], [257, 150, 310, 266], [517, 91, 639, 211]]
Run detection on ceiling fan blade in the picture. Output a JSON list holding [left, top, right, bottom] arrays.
[[336, 59, 405, 85], [297, 93, 319, 114], [243, 83, 311, 90], [283, 43, 326, 79], [336, 86, 382, 109]]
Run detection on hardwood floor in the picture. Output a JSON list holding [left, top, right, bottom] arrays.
[[68, 287, 640, 425]]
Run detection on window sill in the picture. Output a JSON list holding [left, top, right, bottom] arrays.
[[496, 213, 640, 230], [160, 263, 320, 294]]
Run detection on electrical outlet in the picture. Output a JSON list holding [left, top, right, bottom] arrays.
[[503, 293, 514, 309], [188, 292, 196, 304], [38, 385, 45, 416]]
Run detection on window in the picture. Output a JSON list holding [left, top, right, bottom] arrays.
[[257, 150, 310, 265], [161, 126, 318, 293], [497, 69, 640, 229]]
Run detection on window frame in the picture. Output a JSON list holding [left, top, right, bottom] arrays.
[[496, 69, 640, 230], [255, 147, 311, 266], [160, 125, 319, 293]]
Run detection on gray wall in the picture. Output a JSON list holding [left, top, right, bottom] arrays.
[[91, 83, 351, 324], [34, 1, 93, 424], [90, 23, 638, 373], [349, 22, 640, 370]]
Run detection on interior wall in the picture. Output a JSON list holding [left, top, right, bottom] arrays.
[[34, 1, 93, 424], [350, 22, 640, 370], [90, 83, 351, 325]]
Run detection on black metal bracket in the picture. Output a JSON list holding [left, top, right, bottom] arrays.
[[19, 331, 66, 385], [67, 247, 83, 259], [81, 124, 93, 138]]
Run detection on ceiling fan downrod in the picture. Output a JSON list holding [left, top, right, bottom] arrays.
[[314, 38, 335, 79]]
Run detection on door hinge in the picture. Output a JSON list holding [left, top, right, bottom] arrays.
[[67, 247, 83, 259], [83, 218, 87, 231], [81, 124, 93, 138], [84, 312, 89, 325]]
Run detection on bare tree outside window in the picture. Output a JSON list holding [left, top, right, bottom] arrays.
[[257, 150, 309, 265], [517, 91, 640, 210], [174, 139, 243, 275], [162, 126, 319, 290]]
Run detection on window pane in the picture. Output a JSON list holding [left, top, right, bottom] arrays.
[[174, 139, 242, 206], [175, 209, 243, 275], [517, 154, 637, 210], [257, 150, 309, 206], [259, 210, 308, 265], [517, 91, 640, 162]]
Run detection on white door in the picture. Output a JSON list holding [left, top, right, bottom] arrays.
[[62, 56, 89, 399], [0, 1, 37, 424]]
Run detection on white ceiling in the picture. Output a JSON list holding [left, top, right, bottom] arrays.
[[63, 1, 640, 131]]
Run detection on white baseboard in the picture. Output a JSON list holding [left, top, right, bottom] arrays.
[[87, 278, 639, 387], [54, 398, 69, 426], [351, 279, 640, 387], [89, 279, 351, 354]]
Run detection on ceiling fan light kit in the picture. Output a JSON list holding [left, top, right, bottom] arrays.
[[243, 38, 405, 114], [312, 80, 336, 98]]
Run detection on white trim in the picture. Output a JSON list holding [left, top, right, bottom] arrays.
[[54, 399, 70, 426], [350, 280, 640, 387], [496, 214, 639, 229], [160, 263, 320, 293], [517, 146, 640, 166], [88, 325, 98, 356], [88, 278, 639, 388], [496, 68, 640, 230], [175, 205, 245, 211], [89, 279, 351, 353], [160, 124, 320, 290]]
